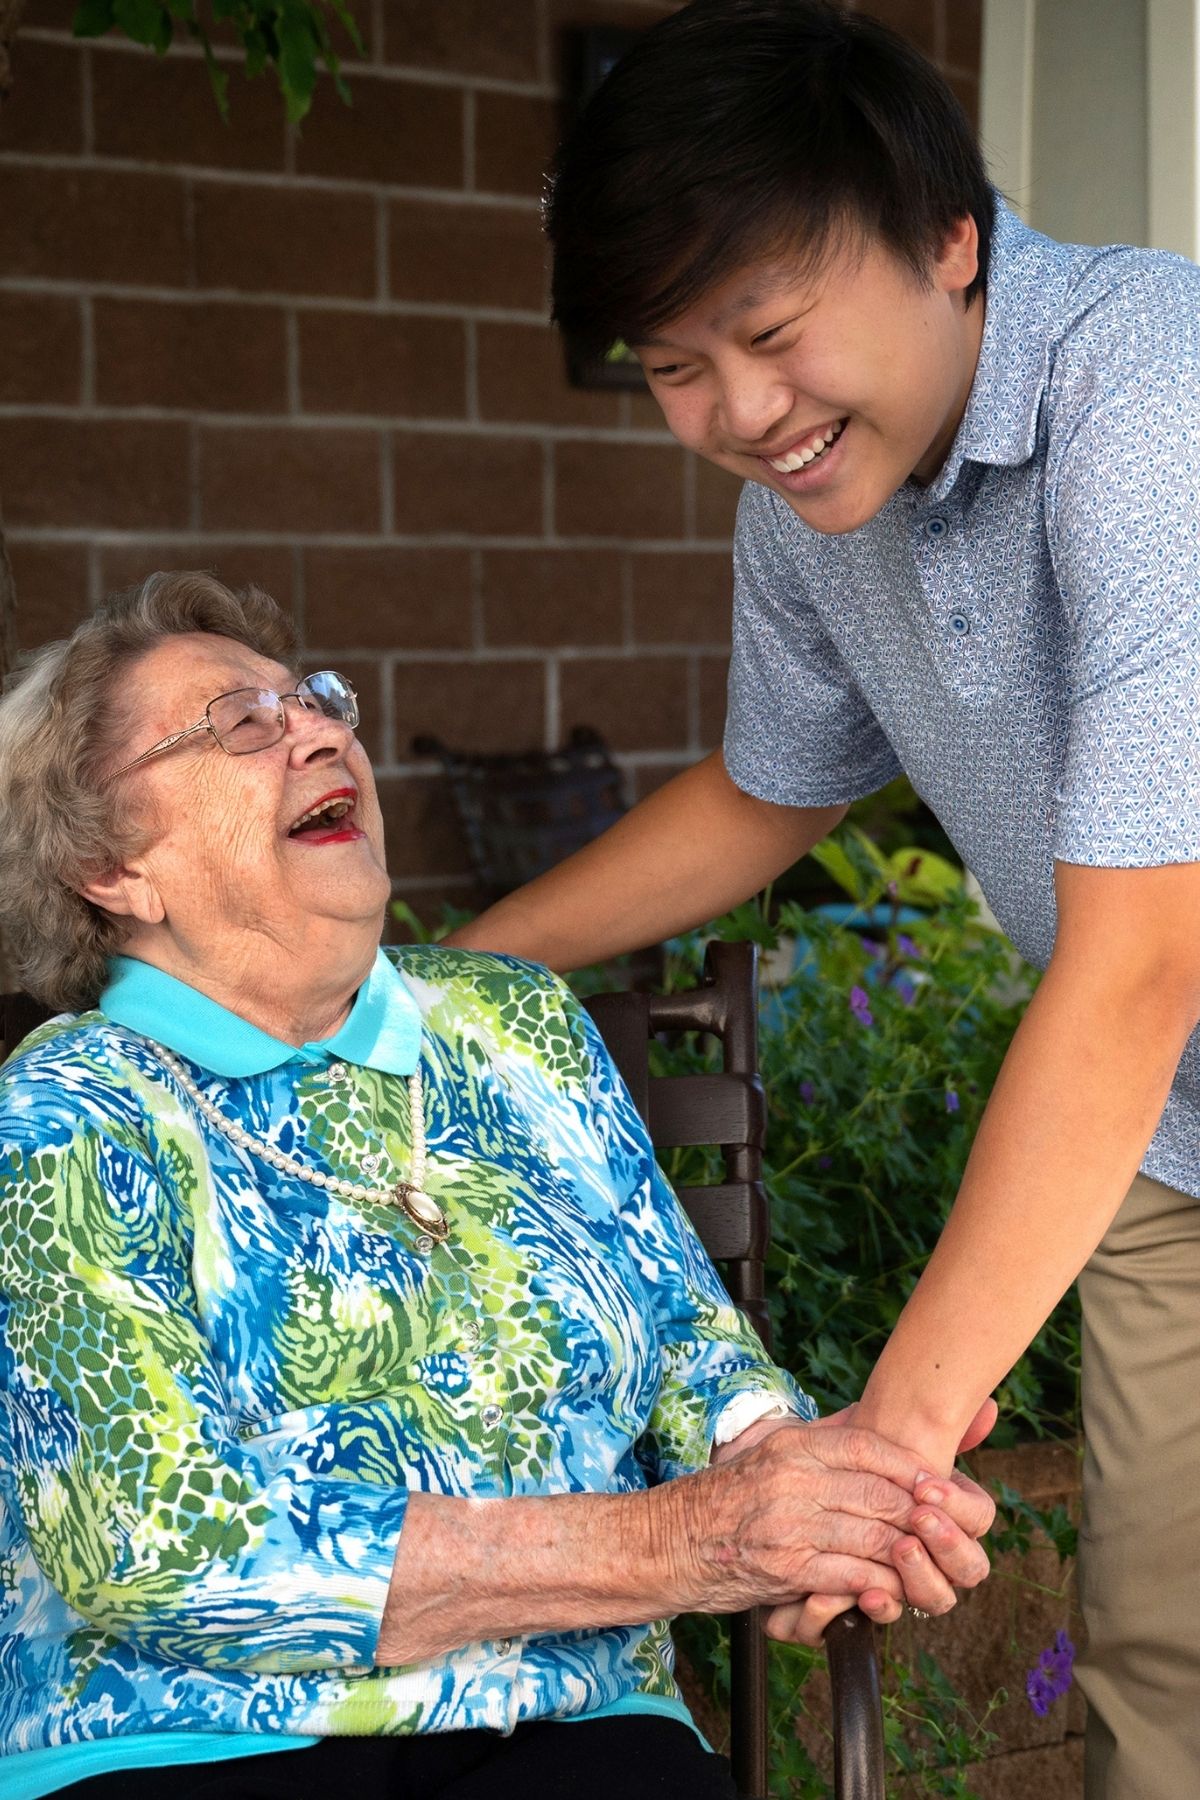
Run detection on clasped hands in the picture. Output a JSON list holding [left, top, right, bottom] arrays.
[[687, 1402, 996, 1647]]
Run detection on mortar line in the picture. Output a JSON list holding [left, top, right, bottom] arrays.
[[375, 192, 389, 301], [284, 309, 301, 415], [463, 87, 476, 192], [0, 150, 544, 210], [379, 428, 395, 536], [79, 45, 95, 156], [544, 654, 560, 748], [78, 296, 96, 408], [464, 318, 480, 421]]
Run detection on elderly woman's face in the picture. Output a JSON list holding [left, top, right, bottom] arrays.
[[110, 633, 390, 949]]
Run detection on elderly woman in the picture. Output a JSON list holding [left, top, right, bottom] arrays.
[[0, 574, 992, 1800]]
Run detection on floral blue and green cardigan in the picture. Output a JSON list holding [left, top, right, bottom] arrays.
[[0, 947, 809, 1773]]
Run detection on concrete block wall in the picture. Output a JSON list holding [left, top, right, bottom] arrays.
[[0, 0, 980, 915]]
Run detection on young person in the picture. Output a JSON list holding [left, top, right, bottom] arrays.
[[450, 4, 1200, 1794]]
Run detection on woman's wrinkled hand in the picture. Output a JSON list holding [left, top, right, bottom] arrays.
[[671, 1417, 991, 1642], [753, 1400, 998, 1646]]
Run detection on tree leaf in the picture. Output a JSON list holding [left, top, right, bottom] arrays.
[[275, 0, 319, 123], [201, 36, 231, 119], [328, 0, 365, 56], [242, 25, 268, 77], [72, 0, 118, 37], [113, 0, 172, 49]]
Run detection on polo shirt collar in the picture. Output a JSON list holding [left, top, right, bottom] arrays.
[[924, 198, 1060, 503], [99, 948, 421, 1079]]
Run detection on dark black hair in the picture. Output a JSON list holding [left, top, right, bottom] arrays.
[[548, 0, 994, 361]]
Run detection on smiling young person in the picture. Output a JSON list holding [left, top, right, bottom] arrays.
[[448, 4, 1200, 1794]]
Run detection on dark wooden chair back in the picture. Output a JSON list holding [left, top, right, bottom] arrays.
[[411, 726, 627, 904], [1, 991, 53, 1062], [585, 941, 885, 1800]]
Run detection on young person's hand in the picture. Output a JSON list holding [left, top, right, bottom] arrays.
[[746, 1401, 997, 1646], [679, 1415, 991, 1646]]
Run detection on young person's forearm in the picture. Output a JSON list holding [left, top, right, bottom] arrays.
[[855, 910, 1200, 1471], [447, 750, 846, 970]]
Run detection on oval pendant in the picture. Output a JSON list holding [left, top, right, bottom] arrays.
[[395, 1183, 449, 1241]]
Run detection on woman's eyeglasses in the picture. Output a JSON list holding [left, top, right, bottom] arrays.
[[110, 671, 360, 779]]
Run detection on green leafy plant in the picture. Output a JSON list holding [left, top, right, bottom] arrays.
[[649, 888, 1077, 1442], [807, 824, 963, 909], [71, 0, 365, 121]]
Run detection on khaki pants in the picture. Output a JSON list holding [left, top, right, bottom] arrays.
[[1076, 1171, 1200, 1799]]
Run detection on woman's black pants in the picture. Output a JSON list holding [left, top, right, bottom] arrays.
[[57, 1715, 739, 1799]]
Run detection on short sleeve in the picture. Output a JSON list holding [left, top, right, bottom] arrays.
[[1049, 354, 1200, 867], [723, 483, 903, 807]]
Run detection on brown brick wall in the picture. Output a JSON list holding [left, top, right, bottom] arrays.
[[0, 0, 980, 917]]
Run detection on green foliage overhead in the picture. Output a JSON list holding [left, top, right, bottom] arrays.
[[72, 0, 365, 122]]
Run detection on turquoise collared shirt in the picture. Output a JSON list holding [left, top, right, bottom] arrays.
[[1, 946, 745, 1789], [8, 950, 420, 1800], [100, 948, 423, 1080]]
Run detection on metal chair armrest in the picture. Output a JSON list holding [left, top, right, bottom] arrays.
[[825, 1609, 885, 1800]]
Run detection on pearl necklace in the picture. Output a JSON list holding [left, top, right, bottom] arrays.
[[150, 1041, 450, 1243]]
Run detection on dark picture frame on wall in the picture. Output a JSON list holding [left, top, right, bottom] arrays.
[[560, 25, 647, 391]]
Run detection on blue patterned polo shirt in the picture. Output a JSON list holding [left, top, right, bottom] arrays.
[[725, 198, 1200, 1198], [0, 947, 809, 1793]]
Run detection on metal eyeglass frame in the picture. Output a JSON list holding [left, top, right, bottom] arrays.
[[109, 672, 360, 780]]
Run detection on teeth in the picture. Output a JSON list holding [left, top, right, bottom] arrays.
[[292, 797, 353, 830], [767, 419, 845, 475]]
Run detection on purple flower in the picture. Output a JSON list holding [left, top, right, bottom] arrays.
[[893, 973, 916, 1005], [1043, 1630, 1076, 1686], [799, 1081, 816, 1105], [897, 933, 920, 959], [944, 1089, 960, 1113], [863, 938, 884, 960], [817, 1155, 833, 1171], [849, 985, 874, 1028], [1026, 1632, 1076, 1716], [1026, 1668, 1056, 1717]]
